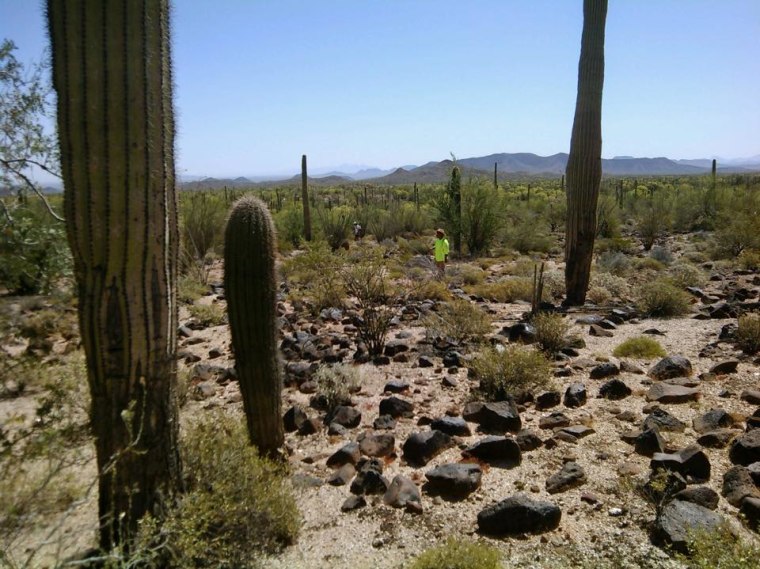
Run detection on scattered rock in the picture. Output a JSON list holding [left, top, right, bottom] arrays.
[[697, 429, 736, 449], [298, 417, 322, 436], [620, 360, 645, 375], [418, 355, 435, 368], [651, 445, 711, 483], [350, 458, 390, 495], [649, 356, 693, 381], [729, 430, 760, 466], [539, 411, 571, 430], [516, 429, 543, 452], [477, 493, 561, 535], [505, 322, 537, 344], [674, 486, 720, 510], [589, 324, 613, 337], [722, 466, 760, 507], [590, 363, 620, 380], [693, 408, 734, 434], [740, 496, 760, 531], [327, 442, 361, 468], [536, 391, 561, 410], [643, 407, 686, 433], [358, 433, 395, 458], [379, 396, 414, 419], [425, 463, 482, 498], [599, 378, 632, 400], [741, 390, 760, 405], [383, 475, 422, 513], [546, 462, 586, 494], [430, 416, 471, 437], [373, 414, 397, 430], [328, 463, 356, 486], [326, 406, 362, 428], [710, 360, 739, 375], [646, 382, 700, 404], [383, 380, 409, 393], [652, 500, 723, 554], [384, 340, 409, 357], [563, 383, 587, 408], [283, 405, 308, 432], [463, 436, 522, 466], [402, 430, 455, 466], [635, 428, 666, 457], [462, 401, 522, 433], [341, 495, 367, 512]]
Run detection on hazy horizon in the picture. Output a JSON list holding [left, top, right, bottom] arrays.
[[2, 0, 759, 180]]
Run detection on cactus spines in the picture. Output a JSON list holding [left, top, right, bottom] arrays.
[[301, 154, 312, 241], [224, 196, 284, 458], [47, 0, 181, 549]]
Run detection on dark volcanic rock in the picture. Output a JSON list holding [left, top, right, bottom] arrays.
[[383, 380, 409, 393], [326, 405, 362, 428], [350, 458, 389, 495], [536, 391, 561, 410], [646, 382, 700, 404], [589, 324, 613, 337], [358, 433, 395, 458], [425, 463, 482, 498], [729, 430, 760, 466], [402, 430, 454, 466], [383, 475, 422, 513], [384, 340, 409, 357], [697, 429, 736, 449], [516, 429, 543, 452], [651, 445, 711, 483], [462, 401, 522, 433], [563, 383, 587, 408], [635, 427, 666, 457], [431, 416, 471, 437], [505, 322, 537, 344], [546, 462, 586, 494], [379, 396, 414, 419], [283, 405, 308, 432], [693, 409, 734, 434], [477, 493, 561, 535], [373, 414, 397, 430], [328, 463, 356, 486], [341, 495, 366, 512], [722, 466, 760, 507], [463, 436, 522, 466], [740, 496, 760, 531], [674, 486, 720, 510], [327, 442, 361, 468], [652, 500, 723, 554], [710, 360, 739, 375], [599, 378, 632, 400], [590, 362, 620, 380], [741, 390, 760, 405], [643, 407, 686, 433], [648, 356, 693, 380], [539, 411, 571, 430]]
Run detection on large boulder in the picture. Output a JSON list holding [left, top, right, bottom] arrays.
[[729, 430, 760, 466], [652, 500, 723, 553], [651, 445, 711, 483]]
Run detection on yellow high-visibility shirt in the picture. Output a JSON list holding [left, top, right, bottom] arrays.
[[434, 238, 449, 262]]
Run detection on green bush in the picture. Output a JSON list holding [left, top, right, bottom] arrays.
[[163, 414, 299, 568], [471, 345, 552, 400], [274, 203, 304, 249], [188, 302, 226, 327], [586, 285, 612, 305], [636, 279, 691, 317], [180, 190, 227, 260], [282, 242, 344, 313], [316, 206, 352, 251], [462, 179, 502, 256], [532, 312, 569, 354], [596, 250, 631, 276], [468, 277, 533, 303], [589, 272, 631, 299], [737, 313, 760, 354], [423, 300, 492, 343], [680, 525, 760, 569], [612, 336, 666, 359], [407, 538, 501, 569], [667, 262, 706, 289]]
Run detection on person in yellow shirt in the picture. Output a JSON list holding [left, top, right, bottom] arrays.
[[431, 228, 450, 278]]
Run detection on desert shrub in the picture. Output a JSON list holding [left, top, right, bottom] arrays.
[[596, 195, 621, 239], [532, 312, 569, 354], [636, 196, 671, 251], [407, 280, 452, 301], [407, 537, 501, 569], [162, 414, 299, 567], [714, 190, 760, 257], [282, 242, 344, 313], [462, 179, 502, 256], [274, 203, 304, 249], [636, 279, 691, 317], [589, 272, 631, 299], [667, 262, 706, 288], [368, 207, 404, 242], [595, 236, 635, 254], [313, 364, 362, 411], [180, 191, 227, 261], [502, 212, 553, 254], [736, 313, 760, 354], [680, 525, 760, 569], [649, 245, 673, 265], [468, 277, 533, 303], [448, 264, 486, 286], [0, 205, 72, 295], [541, 269, 566, 300], [471, 345, 552, 400], [178, 274, 209, 304], [188, 302, 226, 327], [634, 257, 666, 272], [316, 206, 352, 250], [423, 300, 492, 343], [586, 286, 612, 305], [612, 337, 666, 359], [596, 250, 631, 276], [738, 249, 760, 271]]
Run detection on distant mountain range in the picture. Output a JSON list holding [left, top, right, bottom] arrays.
[[179, 152, 760, 189]]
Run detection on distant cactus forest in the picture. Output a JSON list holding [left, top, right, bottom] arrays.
[[2, 0, 760, 567]]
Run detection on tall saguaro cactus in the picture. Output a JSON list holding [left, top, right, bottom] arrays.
[[564, 0, 608, 305], [301, 154, 312, 241], [448, 165, 462, 256], [224, 196, 284, 457], [47, 0, 181, 549]]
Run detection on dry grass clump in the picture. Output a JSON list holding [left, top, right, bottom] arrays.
[[424, 300, 492, 343], [667, 261, 706, 289], [736, 313, 760, 354], [407, 537, 501, 569], [468, 277, 533, 303], [636, 279, 691, 317], [188, 302, 227, 327], [313, 364, 361, 411], [532, 312, 569, 354], [612, 336, 666, 359], [586, 286, 612, 305], [680, 525, 760, 569], [589, 272, 631, 299], [471, 345, 552, 400], [408, 280, 452, 301]]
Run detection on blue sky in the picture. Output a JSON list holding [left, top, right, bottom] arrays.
[[2, 0, 759, 177]]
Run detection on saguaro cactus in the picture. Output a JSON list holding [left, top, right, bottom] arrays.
[[224, 196, 284, 458], [564, 0, 608, 305], [301, 154, 312, 241], [448, 165, 462, 256], [47, 0, 181, 549]]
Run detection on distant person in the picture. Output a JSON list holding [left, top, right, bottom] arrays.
[[431, 228, 449, 278], [353, 221, 363, 241]]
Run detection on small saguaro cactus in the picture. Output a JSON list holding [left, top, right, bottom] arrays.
[[301, 154, 312, 241], [224, 196, 284, 457]]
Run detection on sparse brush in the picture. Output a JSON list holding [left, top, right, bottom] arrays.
[[649, 245, 674, 265], [468, 277, 534, 303], [313, 364, 361, 411], [636, 279, 691, 317], [596, 250, 631, 276], [589, 272, 630, 299], [737, 313, 760, 354], [679, 525, 760, 569], [407, 537, 501, 569], [738, 249, 760, 271], [423, 300, 492, 343], [612, 336, 666, 359], [177, 274, 209, 304], [667, 261, 706, 289], [408, 280, 452, 301], [188, 303, 226, 327], [532, 312, 569, 354], [586, 285, 612, 305], [471, 345, 552, 400]]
